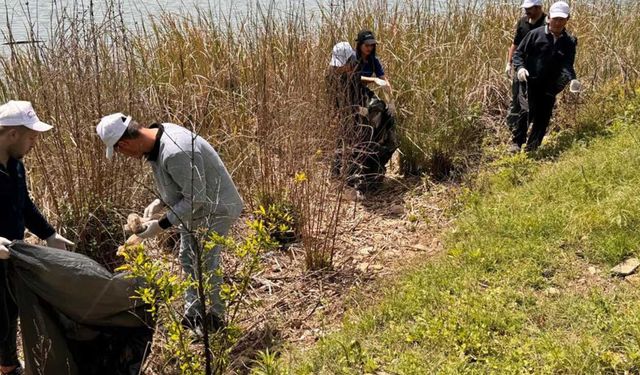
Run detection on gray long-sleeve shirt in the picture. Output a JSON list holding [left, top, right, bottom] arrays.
[[147, 123, 243, 229]]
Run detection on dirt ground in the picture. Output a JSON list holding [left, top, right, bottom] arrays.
[[221, 173, 460, 371], [19, 170, 459, 375]]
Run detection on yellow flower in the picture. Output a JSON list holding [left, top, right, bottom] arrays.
[[294, 171, 308, 183]]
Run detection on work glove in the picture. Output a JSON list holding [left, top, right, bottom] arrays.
[[517, 68, 529, 82], [373, 78, 392, 93], [505, 62, 512, 77], [143, 199, 165, 219], [0, 236, 10, 260], [569, 79, 582, 93], [137, 220, 163, 239], [46, 233, 75, 250], [357, 106, 369, 117], [387, 102, 397, 117]]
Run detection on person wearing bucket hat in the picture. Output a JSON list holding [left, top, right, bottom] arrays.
[[0, 100, 74, 375], [96, 113, 243, 334], [511, 1, 580, 152], [505, 0, 546, 151], [354, 30, 391, 91]]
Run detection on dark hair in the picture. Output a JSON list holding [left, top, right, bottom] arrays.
[[119, 119, 142, 140], [355, 30, 377, 61]]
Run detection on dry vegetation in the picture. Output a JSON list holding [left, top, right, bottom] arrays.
[[1, 0, 640, 373]]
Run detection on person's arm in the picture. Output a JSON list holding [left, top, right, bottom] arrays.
[[374, 58, 390, 86], [512, 32, 533, 73], [508, 21, 524, 71], [21, 165, 55, 240], [159, 151, 212, 229], [507, 44, 517, 64], [564, 36, 578, 80]]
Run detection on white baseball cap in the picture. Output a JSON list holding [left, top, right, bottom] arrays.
[[521, 0, 543, 8], [0, 100, 52, 132], [96, 112, 131, 159], [329, 42, 355, 67], [549, 1, 570, 18]]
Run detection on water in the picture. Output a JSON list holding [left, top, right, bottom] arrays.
[[0, 0, 329, 43]]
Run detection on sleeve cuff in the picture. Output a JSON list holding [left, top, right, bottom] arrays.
[[158, 216, 173, 230], [38, 227, 56, 241]]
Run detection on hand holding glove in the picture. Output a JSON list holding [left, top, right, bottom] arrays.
[[46, 233, 75, 250], [517, 68, 529, 82], [143, 199, 165, 219], [0, 237, 10, 260], [137, 220, 164, 239]]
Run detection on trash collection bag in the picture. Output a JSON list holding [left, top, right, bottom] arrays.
[[4, 242, 153, 375], [346, 94, 399, 192]]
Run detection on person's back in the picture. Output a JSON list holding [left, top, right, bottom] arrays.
[[150, 123, 243, 227]]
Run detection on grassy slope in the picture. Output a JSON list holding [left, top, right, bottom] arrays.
[[285, 101, 640, 374]]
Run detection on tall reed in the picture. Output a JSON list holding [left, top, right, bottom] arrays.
[[0, 0, 638, 269]]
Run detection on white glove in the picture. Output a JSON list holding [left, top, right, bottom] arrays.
[[46, 233, 75, 250], [0, 237, 10, 260], [373, 78, 388, 87], [143, 199, 165, 219], [373, 78, 392, 92], [517, 68, 529, 82], [569, 79, 582, 93], [505, 62, 512, 77], [137, 220, 164, 239]]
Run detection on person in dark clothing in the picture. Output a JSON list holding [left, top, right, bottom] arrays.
[[325, 35, 398, 192], [506, 0, 546, 151], [0, 100, 74, 375], [353, 30, 391, 91], [326, 41, 360, 177], [511, 1, 580, 152]]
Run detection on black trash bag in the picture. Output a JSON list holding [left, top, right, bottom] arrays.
[[4, 242, 154, 375], [346, 94, 399, 192]]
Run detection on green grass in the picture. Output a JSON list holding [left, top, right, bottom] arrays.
[[283, 97, 640, 374]]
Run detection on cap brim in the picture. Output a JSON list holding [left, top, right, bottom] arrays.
[[363, 39, 377, 45], [549, 12, 569, 18], [25, 121, 53, 132]]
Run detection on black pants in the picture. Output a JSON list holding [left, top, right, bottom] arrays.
[[511, 82, 556, 151], [506, 77, 528, 134], [0, 261, 19, 367]]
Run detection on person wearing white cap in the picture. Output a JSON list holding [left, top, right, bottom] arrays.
[[326, 41, 358, 177], [329, 41, 355, 71], [0, 100, 74, 375], [96, 114, 243, 333], [506, 0, 546, 146], [511, 1, 580, 152]]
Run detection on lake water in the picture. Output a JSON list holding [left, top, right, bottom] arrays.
[[0, 0, 332, 43]]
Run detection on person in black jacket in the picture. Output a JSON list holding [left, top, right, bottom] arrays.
[[511, 1, 580, 152], [0, 101, 73, 375], [505, 0, 546, 143]]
